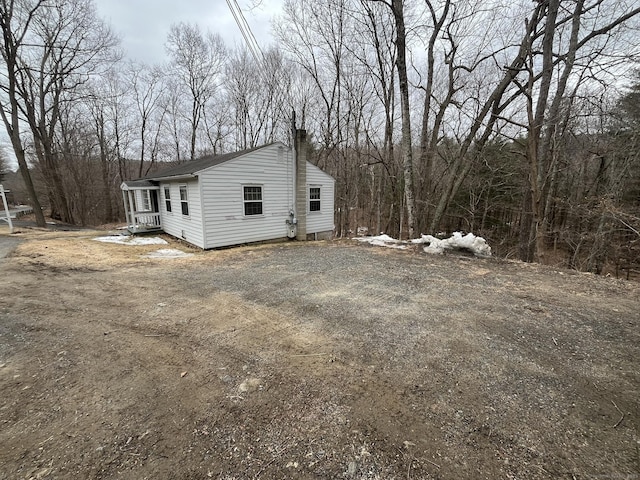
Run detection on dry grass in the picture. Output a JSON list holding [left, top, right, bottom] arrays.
[[6, 227, 190, 269], [3, 225, 324, 271]]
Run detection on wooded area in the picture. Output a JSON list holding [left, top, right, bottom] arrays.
[[0, 0, 639, 277]]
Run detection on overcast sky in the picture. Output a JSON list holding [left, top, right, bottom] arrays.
[[94, 0, 282, 64], [1, 1, 283, 169]]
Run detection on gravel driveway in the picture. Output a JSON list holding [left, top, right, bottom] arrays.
[[0, 235, 638, 479]]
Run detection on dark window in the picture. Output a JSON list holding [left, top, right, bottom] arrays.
[[309, 187, 321, 212], [164, 187, 172, 212], [179, 185, 189, 216], [243, 186, 263, 216]]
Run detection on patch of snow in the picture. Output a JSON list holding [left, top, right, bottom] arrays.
[[370, 239, 407, 250], [354, 234, 403, 244], [355, 231, 492, 257], [412, 232, 492, 257], [93, 235, 168, 246], [353, 234, 407, 250], [143, 248, 193, 258], [373, 240, 407, 249]]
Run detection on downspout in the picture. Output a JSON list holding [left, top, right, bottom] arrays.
[[197, 176, 207, 249]]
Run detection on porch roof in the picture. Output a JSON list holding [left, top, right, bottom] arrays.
[[121, 179, 159, 190]]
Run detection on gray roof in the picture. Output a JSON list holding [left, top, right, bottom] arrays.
[[144, 144, 274, 181]]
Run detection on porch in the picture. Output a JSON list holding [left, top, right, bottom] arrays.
[[121, 180, 163, 234]]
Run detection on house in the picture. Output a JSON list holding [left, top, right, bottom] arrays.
[[120, 130, 335, 249]]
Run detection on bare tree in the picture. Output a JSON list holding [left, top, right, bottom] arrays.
[[517, 0, 640, 262], [161, 75, 188, 162], [128, 62, 167, 176], [389, 0, 416, 239], [346, 1, 397, 234], [225, 46, 290, 150], [0, 0, 118, 223], [84, 70, 130, 224], [93, 68, 135, 184], [0, 0, 47, 226], [275, 0, 354, 235], [417, 0, 451, 203], [166, 23, 225, 160], [424, 1, 547, 235], [85, 87, 115, 223]]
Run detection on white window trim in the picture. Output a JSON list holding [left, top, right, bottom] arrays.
[[242, 184, 264, 217], [179, 185, 189, 217], [164, 186, 172, 213], [308, 185, 321, 213]]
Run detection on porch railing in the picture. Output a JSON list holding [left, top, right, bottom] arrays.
[[132, 211, 162, 229]]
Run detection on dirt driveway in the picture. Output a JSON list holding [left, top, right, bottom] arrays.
[[0, 229, 638, 479], [0, 234, 21, 259]]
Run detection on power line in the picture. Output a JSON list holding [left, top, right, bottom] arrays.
[[226, 0, 264, 68], [225, 0, 296, 141], [225, 1, 297, 211]]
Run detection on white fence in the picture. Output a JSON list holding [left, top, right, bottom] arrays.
[[132, 212, 162, 230]]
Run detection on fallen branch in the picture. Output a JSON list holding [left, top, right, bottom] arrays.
[[424, 458, 441, 469], [611, 400, 625, 428]]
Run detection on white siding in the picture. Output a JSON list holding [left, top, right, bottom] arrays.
[[199, 144, 297, 249], [306, 162, 335, 235], [159, 180, 205, 248]]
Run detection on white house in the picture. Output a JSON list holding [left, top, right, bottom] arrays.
[[120, 130, 335, 249]]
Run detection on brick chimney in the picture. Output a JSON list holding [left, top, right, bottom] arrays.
[[295, 129, 307, 241]]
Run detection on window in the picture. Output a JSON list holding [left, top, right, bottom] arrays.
[[179, 185, 189, 216], [243, 186, 263, 216], [164, 186, 172, 212], [141, 190, 151, 211], [309, 187, 321, 212]]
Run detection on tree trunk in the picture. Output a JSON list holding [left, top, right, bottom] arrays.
[[0, 103, 46, 227], [392, 0, 415, 239], [32, 134, 73, 224], [98, 112, 113, 223], [15, 149, 46, 227], [0, 1, 46, 227], [418, 0, 451, 229], [524, 0, 560, 263], [429, 3, 546, 233]]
